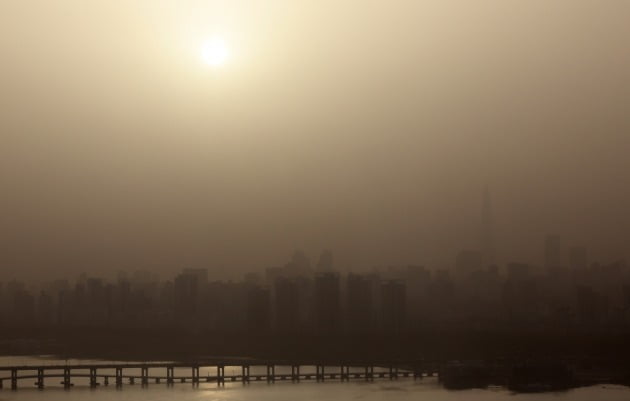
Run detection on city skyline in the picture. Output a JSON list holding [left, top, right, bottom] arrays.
[[1, 245, 625, 330]]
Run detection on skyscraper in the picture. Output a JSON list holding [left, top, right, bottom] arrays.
[[380, 280, 406, 332], [246, 286, 271, 331], [314, 272, 341, 332], [274, 277, 300, 331], [346, 274, 374, 332], [481, 187, 495, 266]]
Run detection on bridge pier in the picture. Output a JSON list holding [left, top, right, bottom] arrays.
[[291, 365, 300, 382], [191, 366, 199, 385], [104, 376, 109, 386], [37, 368, 44, 388], [316, 365, 325, 382], [90, 368, 98, 388], [340, 366, 351, 381], [11, 368, 17, 390], [115, 367, 123, 386], [266, 365, 275, 383], [217, 365, 225, 386], [63, 368, 72, 389], [141, 367, 149, 386], [364, 366, 374, 381], [241, 365, 250, 383], [166, 366, 174, 385]]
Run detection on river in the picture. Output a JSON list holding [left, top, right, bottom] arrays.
[[1, 356, 628, 401]]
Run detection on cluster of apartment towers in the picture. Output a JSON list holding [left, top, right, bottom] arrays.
[[0, 190, 609, 332]]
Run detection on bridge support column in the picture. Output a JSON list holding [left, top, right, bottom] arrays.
[[141, 367, 149, 386], [241, 365, 249, 383], [291, 365, 299, 382], [217, 365, 225, 386], [316, 365, 325, 382], [166, 366, 174, 385], [104, 376, 109, 386], [11, 368, 18, 390], [266, 365, 275, 383], [90, 368, 98, 388], [115, 367, 123, 386], [63, 368, 71, 389], [37, 368, 44, 388], [192, 366, 199, 385]]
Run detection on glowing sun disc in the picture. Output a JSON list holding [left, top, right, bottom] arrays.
[[201, 37, 229, 67]]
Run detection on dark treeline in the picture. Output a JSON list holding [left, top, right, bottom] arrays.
[[1, 242, 630, 361]]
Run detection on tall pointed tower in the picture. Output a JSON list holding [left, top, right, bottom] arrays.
[[481, 187, 495, 266]]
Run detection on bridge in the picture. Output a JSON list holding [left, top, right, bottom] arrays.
[[0, 359, 441, 390]]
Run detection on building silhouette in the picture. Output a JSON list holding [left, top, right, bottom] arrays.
[[346, 273, 374, 332], [315, 272, 341, 333], [246, 285, 271, 331], [173, 272, 202, 324], [274, 277, 300, 332], [380, 280, 406, 332], [481, 187, 495, 266]]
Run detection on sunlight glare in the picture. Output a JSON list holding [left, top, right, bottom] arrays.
[[201, 37, 229, 67]]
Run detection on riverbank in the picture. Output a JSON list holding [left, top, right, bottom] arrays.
[[1, 327, 630, 362]]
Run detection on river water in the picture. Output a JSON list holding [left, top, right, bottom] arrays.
[[1, 356, 629, 401]]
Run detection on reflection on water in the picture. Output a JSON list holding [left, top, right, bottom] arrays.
[[0, 356, 629, 401]]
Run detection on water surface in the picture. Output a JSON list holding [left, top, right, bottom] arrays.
[[1, 356, 628, 401]]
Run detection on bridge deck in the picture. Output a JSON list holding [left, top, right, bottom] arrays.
[[0, 361, 440, 389]]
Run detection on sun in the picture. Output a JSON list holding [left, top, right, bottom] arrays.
[[201, 37, 229, 67]]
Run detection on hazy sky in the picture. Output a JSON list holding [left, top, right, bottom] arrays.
[[1, 1, 630, 280]]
